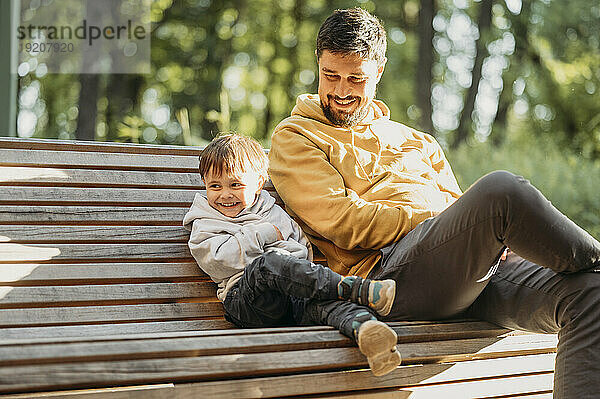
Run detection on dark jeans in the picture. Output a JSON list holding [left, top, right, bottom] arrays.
[[223, 251, 376, 339], [367, 170, 600, 398]]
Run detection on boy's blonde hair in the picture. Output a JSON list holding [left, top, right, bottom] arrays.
[[199, 133, 268, 181]]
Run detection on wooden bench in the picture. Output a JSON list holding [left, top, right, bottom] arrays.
[[0, 137, 558, 398]]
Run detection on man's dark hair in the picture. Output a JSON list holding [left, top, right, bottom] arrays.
[[317, 8, 387, 64]]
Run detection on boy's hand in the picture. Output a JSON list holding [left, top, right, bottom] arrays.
[[273, 225, 284, 241]]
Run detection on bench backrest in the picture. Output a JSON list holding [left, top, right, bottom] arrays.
[[0, 138, 287, 339]]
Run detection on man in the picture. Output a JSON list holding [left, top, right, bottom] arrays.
[[268, 7, 600, 399]]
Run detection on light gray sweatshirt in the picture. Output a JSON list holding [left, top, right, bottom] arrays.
[[183, 190, 313, 302]]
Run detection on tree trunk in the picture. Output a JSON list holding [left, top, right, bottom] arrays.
[[490, 2, 529, 147], [105, 75, 143, 142], [75, 74, 100, 141], [0, 0, 19, 137], [452, 0, 493, 149], [417, 0, 435, 135], [75, 1, 106, 141]]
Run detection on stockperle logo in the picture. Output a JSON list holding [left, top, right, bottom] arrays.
[[17, 19, 147, 46], [15, 0, 150, 74]]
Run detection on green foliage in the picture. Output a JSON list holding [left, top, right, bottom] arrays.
[[448, 131, 600, 240], [13, 0, 600, 165]]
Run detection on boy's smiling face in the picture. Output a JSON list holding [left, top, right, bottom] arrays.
[[204, 168, 265, 217]]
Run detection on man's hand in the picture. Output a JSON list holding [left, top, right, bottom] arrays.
[[273, 225, 284, 241], [501, 248, 510, 261]]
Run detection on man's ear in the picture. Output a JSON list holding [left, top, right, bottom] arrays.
[[376, 57, 387, 83]]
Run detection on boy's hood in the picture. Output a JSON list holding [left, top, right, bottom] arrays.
[[183, 190, 276, 229]]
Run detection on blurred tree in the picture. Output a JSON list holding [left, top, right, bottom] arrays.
[[76, 74, 100, 141], [0, 0, 19, 137], [490, 0, 530, 146], [75, 1, 106, 141], [105, 75, 144, 142], [417, 0, 435, 134], [13, 0, 600, 160], [452, 0, 492, 148]]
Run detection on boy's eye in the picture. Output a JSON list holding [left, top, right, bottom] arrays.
[[325, 74, 338, 81], [231, 182, 244, 188], [208, 184, 220, 189]]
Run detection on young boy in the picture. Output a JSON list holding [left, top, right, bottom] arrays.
[[183, 133, 401, 376]]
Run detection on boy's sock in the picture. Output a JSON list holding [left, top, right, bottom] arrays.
[[337, 276, 396, 316], [352, 315, 402, 377]]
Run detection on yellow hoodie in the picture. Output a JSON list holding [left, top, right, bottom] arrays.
[[269, 94, 462, 278]]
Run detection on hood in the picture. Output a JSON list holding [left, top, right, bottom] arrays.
[[290, 93, 390, 128], [285, 93, 390, 183], [183, 190, 276, 229]]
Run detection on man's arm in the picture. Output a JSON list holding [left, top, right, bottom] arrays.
[[269, 129, 427, 251], [425, 133, 462, 198]]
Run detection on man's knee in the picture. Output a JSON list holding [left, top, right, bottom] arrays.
[[471, 170, 533, 207]]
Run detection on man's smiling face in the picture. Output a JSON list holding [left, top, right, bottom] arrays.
[[317, 50, 385, 128]]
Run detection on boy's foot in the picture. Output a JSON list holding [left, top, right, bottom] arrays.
[[357, 320, 402, 376], [338, 277, 396, 317], [368, 279, 396, 317]]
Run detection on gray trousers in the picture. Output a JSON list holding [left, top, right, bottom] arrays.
[[367, 171, 600, 398], [223, 251, 377, 340]]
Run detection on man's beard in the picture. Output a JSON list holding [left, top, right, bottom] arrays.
[[321, 95, 369, 128]]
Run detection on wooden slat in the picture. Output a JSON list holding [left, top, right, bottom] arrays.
[[0, 206, 187, 225], [0, 149, 199, 171], [0, 335, 557, 394], [0, 187, 197, 206], [282, 374, 553, 399], [0, 384, 176, 399], [0, 187, 279, 207], [0, 321, 505, 345], [0, 137, 203, 156], [0, 330, 351, 366], [2, 242, 317, 263], [0, 262, 205, 284], [0, 282, 217, 308], [0, 326, 333, 345], [400, 333, 557, 364], [394, 320, 510, 343], [0, 226, 190, 243], [0, 167, 277, 190], [0, 167, 203, 188], [0, 320, 235, 340], [384, 373, 553, 399], [0, 323, 529, 365], [0, 347, 363, 393], [0, 243, 192, 262], [200, 356, 553, 399], [0, 203, 293, 225], [15, 354, 554, 399], [0, 302, 224, 327]]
